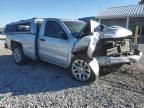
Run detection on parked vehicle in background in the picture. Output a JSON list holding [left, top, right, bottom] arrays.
[[4, 18, 142, 82], [0, 34, 6, 40]]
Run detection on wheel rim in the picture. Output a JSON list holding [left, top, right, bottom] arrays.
[[72, 60, 91, 81], [13, 48, 21, 63]]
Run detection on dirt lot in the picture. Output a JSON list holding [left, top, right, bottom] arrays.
[[0, 40, 144, 108]]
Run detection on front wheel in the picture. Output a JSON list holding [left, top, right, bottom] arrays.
[[70, 57, 99, 82]]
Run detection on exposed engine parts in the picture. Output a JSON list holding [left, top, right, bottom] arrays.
[[94, 37, 134, 57]]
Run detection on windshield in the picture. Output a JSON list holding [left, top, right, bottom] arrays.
[[63, 21, 86, 37]]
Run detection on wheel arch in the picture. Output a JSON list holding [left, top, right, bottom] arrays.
[[11, 40, 23, 50], [72, 48, 90, 61]]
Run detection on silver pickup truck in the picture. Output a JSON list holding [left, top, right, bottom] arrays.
[[4, 18, 142, 82]]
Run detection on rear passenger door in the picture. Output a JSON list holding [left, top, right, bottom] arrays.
[[38, 20, 70, 67]]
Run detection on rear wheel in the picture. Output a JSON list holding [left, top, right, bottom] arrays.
[[70, 56, 99, 82], [12, 46, 27, 65]]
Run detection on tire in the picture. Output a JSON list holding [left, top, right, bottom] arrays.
[[70, 56, 99, 82], [12, 46, 27, 65]]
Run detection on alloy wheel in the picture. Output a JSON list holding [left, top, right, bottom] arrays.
[[72, 60, 91, 81], [13, 48, 22, 63]]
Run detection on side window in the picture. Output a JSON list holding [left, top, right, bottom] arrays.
[[44, 21, 67, 38], [17, 22, 31, 32], [4, 22, 31, 33]]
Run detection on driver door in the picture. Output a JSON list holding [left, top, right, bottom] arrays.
[[38, 20, 70, 67]]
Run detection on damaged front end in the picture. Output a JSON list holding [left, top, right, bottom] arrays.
[[73, 20, 142, 68], [95, 25, 142, 66]]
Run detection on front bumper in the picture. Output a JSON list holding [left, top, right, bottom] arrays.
[[96, 51, 142, 66]]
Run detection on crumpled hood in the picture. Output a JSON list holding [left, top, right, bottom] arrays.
[[73, 20, 132, 59], [79, 20, 132, 39], [102, 26, 132, 39]]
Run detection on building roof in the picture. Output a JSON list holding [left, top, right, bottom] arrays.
[[96, 4, 144, 19]]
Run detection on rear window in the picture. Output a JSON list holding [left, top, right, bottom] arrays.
[[4, 22, 31, 33]]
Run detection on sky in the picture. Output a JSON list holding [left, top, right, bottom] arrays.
[[0, 0, 138, 27]]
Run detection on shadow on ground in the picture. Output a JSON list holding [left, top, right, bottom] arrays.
[[0, 55, 87, 96]]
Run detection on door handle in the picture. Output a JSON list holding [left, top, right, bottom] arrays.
[[39, 38, 45, 41]]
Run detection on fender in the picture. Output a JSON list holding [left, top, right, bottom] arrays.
[[72, 20, 100, 58], [89, 58, 99, 79], [72, 33, 99, 59]]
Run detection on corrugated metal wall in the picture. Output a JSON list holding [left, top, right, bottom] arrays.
[[100, 17, 144, 35], [129, 17, 144, 35], [101, 18, 126, 27]]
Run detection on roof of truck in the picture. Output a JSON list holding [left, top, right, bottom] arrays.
[[7, 18, 43, 25], [8, 18, 82, 24], [40, 18, 83, 22]]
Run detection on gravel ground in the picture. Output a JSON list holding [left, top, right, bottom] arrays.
[[0, 40, 144, 108]]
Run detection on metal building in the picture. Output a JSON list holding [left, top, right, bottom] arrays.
[[96, 4, 144, 35], [139, 0, 144, 4]]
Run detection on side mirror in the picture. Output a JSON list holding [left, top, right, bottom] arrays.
[[58, 31, 68, 40]]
